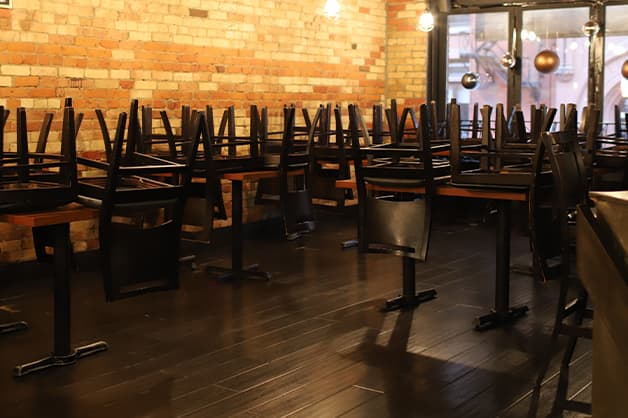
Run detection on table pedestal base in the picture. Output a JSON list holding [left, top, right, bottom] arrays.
[[14, 340, 109, 377], [474, 305, 529, 331], [0, 321, 28, 335], [207, 264, 271, 281], [384, 289, 437, 312], [383, 256, 437, 312]]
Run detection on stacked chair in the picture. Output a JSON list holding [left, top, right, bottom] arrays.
[[528, 109, 593, 417], [158, 104, 264, 243], [0, 103, 80, 334], [257, 105, 319, 239], [348, 103, 449, 311], [78, 100, 198, 301], [582, 105, 628, 191], [0, 106, 78, 213], [450, 103, 552, 188], [309, 103, 353, 208]]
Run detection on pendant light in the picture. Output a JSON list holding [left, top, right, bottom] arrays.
[[323, 0, 340, 20], [418, 9, 434, 32]]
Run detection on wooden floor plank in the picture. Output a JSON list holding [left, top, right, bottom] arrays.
[[0, 205, 592, 418]]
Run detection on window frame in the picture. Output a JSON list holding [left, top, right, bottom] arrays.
[[427, 1, 628, 122]]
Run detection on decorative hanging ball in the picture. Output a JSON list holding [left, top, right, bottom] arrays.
[[461, 72, 480, 90], [534, 50, 560, 74], [622, 59, 628, 79], [581, 19, 600, 38], [500, 53, 516, 69]]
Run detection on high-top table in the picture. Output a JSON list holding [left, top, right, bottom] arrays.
[[577, 191, 628, 418], [336, 179, 529, 330], [0, 204, 107, 376]]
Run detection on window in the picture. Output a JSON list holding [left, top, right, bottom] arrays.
[[520, 8, 589, 114], [603, 4, 628, 130], [434, 2, 628, 125], [446, 12, 508, 121]]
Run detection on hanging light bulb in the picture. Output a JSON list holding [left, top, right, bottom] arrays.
[[417, 9, 434, 32], [323, 0, 340, 20]]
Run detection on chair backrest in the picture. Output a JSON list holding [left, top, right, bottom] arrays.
[[0, 106, 78, 212], [349, 103, 439, 261], [80, 108, 198, 301], [583, 105, 628, 190], [529, 130, 587, 280]]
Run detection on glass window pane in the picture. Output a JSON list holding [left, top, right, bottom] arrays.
[[603, 4, 628, 130], [521, 8, 590, 115], [446, 12, 508, 121]]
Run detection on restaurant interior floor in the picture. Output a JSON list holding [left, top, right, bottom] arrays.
[[0, 197, 592, 418]]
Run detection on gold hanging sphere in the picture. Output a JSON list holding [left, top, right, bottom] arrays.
[[622, 59, 628, 79], [534, 50, 560, 74]]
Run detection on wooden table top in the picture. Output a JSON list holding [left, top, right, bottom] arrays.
[[0, 203, 98, 227], [221, 168, 305, 182], [335, 178, 527, 202]]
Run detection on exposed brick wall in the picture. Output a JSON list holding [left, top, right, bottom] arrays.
[[385, 0, 429, 107], [0, 0, 428, 263]]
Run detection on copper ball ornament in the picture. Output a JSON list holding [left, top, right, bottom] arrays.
[[461, 72, 480, 90], [622, 59, 628, 79], [534, 50, 560, 74]]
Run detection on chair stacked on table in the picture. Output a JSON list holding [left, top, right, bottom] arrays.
[[527, 108, 593, 417], [0, 101, 81, 334], [347, 102, 450, 311], [78, 100, 199, 301]]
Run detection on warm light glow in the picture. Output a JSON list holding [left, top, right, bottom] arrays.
[[323, 0, 340, 20], [417, 9, 434, 32]]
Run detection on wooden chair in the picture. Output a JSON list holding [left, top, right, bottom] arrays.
[[348, 103, 447, 311], [78, 105, 197, 301], [528, 131, 592, 418]]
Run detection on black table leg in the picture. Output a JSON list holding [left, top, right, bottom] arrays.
[[475, 200, 528, 331], [209, 180, 270, 281], [14, 223, 108, 377], [384, 256, 437, 312]]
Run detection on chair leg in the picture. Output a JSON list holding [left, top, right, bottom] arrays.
[[550, 290, 591, 416], [528, 275, 572, 417], [383, 256, 437, 312], [529, 288, 591, 418], [527, 323, 561, 417]]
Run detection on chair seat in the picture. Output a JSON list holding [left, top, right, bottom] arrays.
[[364, 177, 426, 188]]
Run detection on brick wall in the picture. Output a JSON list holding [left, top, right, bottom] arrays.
[[0, 0, 428, 262], [386, 0, 429, 107]]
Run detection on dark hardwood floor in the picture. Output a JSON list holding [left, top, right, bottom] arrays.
[[0, 198, 592, 418]]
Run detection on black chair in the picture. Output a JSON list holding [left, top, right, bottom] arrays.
[[310, 104, 354, 207], [528, 131, 593, 417], [0, 106, 27, 335], [257, 105, 320, 239], [0, 106, 78, 213], [582, 105, 628, 191], [450, 103, 538, 188], [1, 104, 80, 334], [349, 103, 448, 311], [78, 104, 198, 301]]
